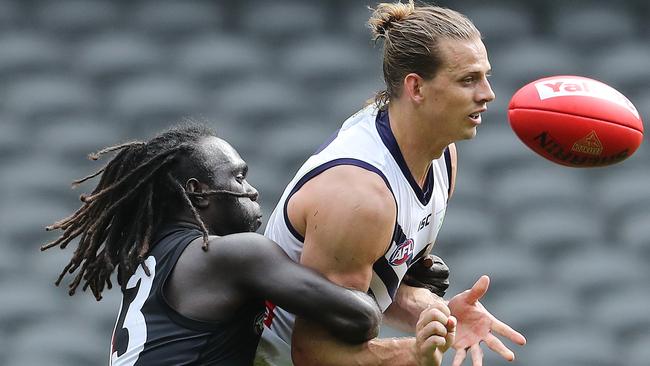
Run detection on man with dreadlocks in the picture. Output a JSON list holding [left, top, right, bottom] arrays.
[[41, 124, 401, 365]]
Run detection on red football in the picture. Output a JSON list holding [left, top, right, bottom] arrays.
[[508, 75, 644, 167]]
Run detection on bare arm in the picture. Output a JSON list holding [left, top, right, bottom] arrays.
[[383, 283, 445, 333], [227, 232, 381, 344], [287, 165, 450, 366]]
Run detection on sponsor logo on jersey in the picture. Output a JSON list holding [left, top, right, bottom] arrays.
[[389, 238, 414, 266], [571, 131, 603, 155], [534, 78, 639, 118], [253, 311, 266, 336], [263, 300, 276, 327]]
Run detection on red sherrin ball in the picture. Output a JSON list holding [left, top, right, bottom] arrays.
[[508, 75, 644, 167]]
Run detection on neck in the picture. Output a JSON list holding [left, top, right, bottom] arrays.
[[387, 101, 449, 187]]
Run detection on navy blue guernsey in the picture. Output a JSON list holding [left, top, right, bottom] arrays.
[[110, 224, 265, 366]]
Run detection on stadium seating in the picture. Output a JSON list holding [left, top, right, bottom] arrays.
[[3, 76, 99, 125], [239, 1, 327, 44], [110, 75, 206, 134], [175, 34, 269, 89], [0, 32, 67, 83], [34, 0, 119, 40], [491, 39, 581, 89], [521, 324, 618, 366], [591, 41, 650, 95], [130, 0, 223, 42], [1, 1, 648, 365], [76, 32, 166, 88], [629, 333, 650, 366], [550, 5, 636, 51]]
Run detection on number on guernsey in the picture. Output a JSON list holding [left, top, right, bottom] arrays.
[[110, 256, 156, 366]]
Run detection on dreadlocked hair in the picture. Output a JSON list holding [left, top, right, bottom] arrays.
[[41, 124, 252, 301]]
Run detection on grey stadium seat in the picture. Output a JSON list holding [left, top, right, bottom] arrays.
[[0, 119, 28, 164], [520, 325, 617, 366], [552, 248, 647, 299], [7, 318, 107, 365], [239, 1, 327, 44], [617, 209, 650, 256], [321, 80, 383, 127], [509, 205, 604, 257], [174, 34, 269, 89], [280, 37, 374, 90], [0, 197, 72, 250], [591, 41, 650, 96], [0, 279, 65, 332], [490, 39, 581, 89], [76, 32, 165, 87], [457, 128, 542, 177], [34, 116, 125, 170], [0, 32, 67, 83], [130, 0, 223, 41], [34, 0, 120, 40], [488, 165, 590, 215], [591, 287, 650, 338], [629, 333, 650, 366], [110, 75, 205, 135], [443, 246, 540, 297], [434, 202, 499, 251], [3, 76, 99, 125], [592, 168, 650, 219], [484, 283, 583, 339], [461, 4, 535, 46], [210, 77, 307, 130], [0, 0, 20, 29], [550, 5, 636, 50]]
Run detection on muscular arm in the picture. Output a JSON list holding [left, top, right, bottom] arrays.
[[287, 165, 422, 366], [229, 232, 382, 344]]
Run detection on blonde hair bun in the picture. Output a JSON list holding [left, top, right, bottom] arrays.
[[368, 0, 415, 39]]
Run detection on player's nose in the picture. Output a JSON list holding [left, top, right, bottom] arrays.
[[477, 78, 496, 103], [246, 183, 259, 201]]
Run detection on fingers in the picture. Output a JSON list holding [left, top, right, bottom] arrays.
[[470, 344, 484, 366], [415, 306, 451, 332], [445, 315, 457, 348], [484, 332, 515, 361], [489, 315, 527, 346], [466, 275, 490, 303], [451, 347, 467, 366]]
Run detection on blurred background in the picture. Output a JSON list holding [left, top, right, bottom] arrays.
[[0, 0, 649, 365]]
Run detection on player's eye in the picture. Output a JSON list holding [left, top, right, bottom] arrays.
[[462, 76, 474, 84], [235, 174, 245, 183]]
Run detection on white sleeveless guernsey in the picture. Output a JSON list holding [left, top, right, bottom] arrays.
[[255, 105, 452, 365]]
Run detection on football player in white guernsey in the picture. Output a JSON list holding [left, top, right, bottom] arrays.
[[256, 1, 526, 366]]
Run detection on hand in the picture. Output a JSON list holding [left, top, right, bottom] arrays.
[[448, 276, 526, 366], [414, 303, 456, 366], [403, 254, 450, 297]]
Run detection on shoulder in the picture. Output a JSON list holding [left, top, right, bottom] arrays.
[[205, 232, 282, 266], [295, 164, 395, 217]]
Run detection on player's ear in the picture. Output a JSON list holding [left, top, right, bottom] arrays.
[[404, 73, 425, 104], [186, 178, 210, 209]]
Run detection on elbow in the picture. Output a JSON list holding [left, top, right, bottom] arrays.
[[336, 301, 382, 344], [354, 302, 382, 342]]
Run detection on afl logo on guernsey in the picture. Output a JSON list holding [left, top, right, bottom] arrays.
[[389, 239, 414, 266]]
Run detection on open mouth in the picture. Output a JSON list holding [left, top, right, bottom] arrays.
[[468, 112, 481, 123]]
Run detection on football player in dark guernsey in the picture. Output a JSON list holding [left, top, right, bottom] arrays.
[[42, 123, 449, 365]]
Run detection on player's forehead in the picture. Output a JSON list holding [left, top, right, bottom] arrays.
[[198, 136, 246, 172], [438, 38, 491, 75]]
